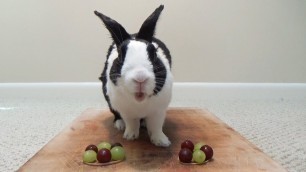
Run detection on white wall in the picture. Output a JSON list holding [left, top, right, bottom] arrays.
[[0, 0, 305, 83]]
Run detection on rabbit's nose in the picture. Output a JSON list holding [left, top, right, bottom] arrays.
[[133, 77, 148, 84], [133, 69, 149, 83], [133, 77, 148, 94]]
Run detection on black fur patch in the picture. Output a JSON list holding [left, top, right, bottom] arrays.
[[146, 43, 167, 95], [152, 58, 167, 95], [109, 40, 129, 85], [109, 58, 122, 85], [137, 5, 164, 42], [99, 44, 122, 122], [94, 11, 131, 47], [152, 37, 172, 68], [147, 43, 157, 62]]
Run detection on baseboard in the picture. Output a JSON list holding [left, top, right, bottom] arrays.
[[1, 82, 305, 100], [173, 82, 306, 100]]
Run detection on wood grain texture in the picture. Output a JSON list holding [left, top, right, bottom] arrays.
[[19, 108, 287, 172]]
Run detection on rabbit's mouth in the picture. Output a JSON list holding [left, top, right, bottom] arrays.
[[135, 92, 146, 102]]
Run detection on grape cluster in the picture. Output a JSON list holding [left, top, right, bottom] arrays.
[[179, 140, 213, 164], [83, 141, 125, 164]]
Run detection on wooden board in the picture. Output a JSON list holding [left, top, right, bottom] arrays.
[[19, 108, 286, 172]]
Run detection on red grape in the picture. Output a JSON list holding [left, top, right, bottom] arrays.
[[179, 148, 193, 163], [111, 142, 123, 149], [85, 144, 98, 153], [97, 148, 111, 163], [181, 139, 194, 151], [200, 145, 214, 161]]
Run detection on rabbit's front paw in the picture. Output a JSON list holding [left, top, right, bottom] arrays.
[[123, 127, 139, 140], [150, 132, 171, 147], [114, 119, 125, 131]]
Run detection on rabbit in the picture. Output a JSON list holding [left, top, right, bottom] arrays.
[[94, 5, 172, 147]]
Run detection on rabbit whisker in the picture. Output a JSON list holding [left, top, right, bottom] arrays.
[[153, 65, 164, 70], [109, 74, 121, 77], [154, 69, 166, 73], [155, 77, 166, 80], [155, 72, 166, 75]]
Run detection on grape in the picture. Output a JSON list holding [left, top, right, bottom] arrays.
[[85, 144, 98, 153], [110, 146, 125, 161], [192, 150, 206, 164], [179, 148, 193, 163], [194, 142, 205, 151], [181, 140, 194, 151], [200, 145, 214, 161], [111, 142, 123, 149], [97, 142, 111, 150], [83, 150, 97, 163], [97, 148, 111, 163]]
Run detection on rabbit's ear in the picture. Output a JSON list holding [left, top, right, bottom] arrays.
[[137, 5, 164, 42], [94, 11, 131, 47]]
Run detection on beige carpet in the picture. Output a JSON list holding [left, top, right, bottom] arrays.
[[0, 83, 305, 172]]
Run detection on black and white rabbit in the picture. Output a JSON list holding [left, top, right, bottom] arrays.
[[94, 5, 172, 147]]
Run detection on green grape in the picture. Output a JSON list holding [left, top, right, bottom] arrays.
[[97, 141, 111, 150], [194, 142, 205, 151], [83, 150, 97, 163], [111, 142, 123, 149], [192, 150, 206, 164], [110, 146, 125, 161]]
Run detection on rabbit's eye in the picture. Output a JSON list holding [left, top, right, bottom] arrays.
[[147, 44, 157, 62], [118, 41, 129, 63]]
